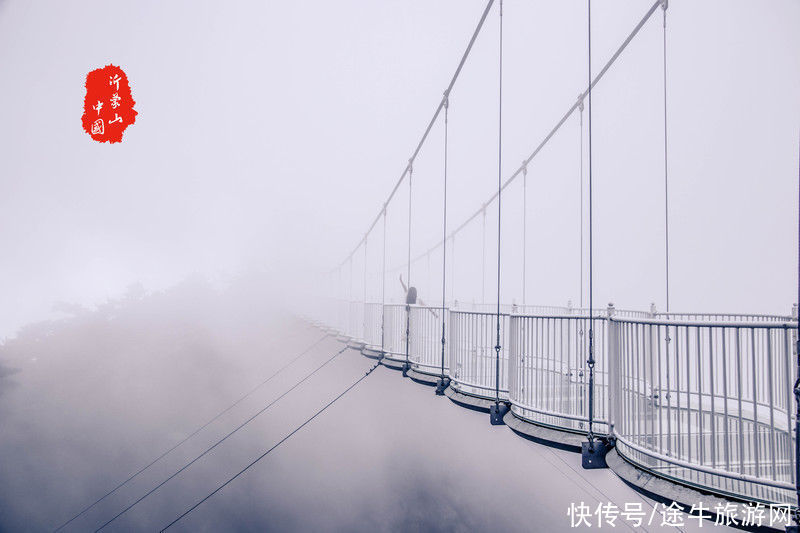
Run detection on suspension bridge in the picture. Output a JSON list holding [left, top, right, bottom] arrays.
[[309, 0, 800, 527], [44, 1, 799, 530]]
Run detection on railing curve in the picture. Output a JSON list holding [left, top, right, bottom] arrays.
[[609, 316, 798, 505]]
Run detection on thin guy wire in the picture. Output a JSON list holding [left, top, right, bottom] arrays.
[[93, 346, 348, 531], [160, 360, 382, 531], [52, 332, 328, 532]]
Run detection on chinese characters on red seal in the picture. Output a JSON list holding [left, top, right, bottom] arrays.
[[81, 65, 137, 143]]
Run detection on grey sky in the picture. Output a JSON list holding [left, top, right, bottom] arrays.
[[0, 0, 798, 338]]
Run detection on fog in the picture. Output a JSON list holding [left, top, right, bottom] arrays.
[[0, 277, 722, 531], [0, 0, 797, 531]]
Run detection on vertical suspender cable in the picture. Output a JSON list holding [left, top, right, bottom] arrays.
[[407, 163, 413, 291], [427, 252, 431, 302], [439, 97, 450, 382], [451, 236, 456, 305], [662, 0, 670, 313], [405, 163, 413, 370], [347, 257, 353, 339], [794, 126, 800, 527], [494, 0, 504, 405], [338, 267, 343, 332], [482, 209, 487, 305], [659, 2, 673, 440], [380, 206, 387, 359], [662, 2, 671, 314], [335, 0, 495, 273], [579, 98, 584, 309], [586, 0, 596, 446], [522, 166, 527, 308]]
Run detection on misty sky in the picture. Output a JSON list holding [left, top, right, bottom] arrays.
[[0, 0, 798, 336], [0, 2, 797, 531]]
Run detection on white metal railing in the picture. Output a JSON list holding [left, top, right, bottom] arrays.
[[609, 316, 798, 505], [508, 312, 610, 435], [363, 302, 382, 351], [347, 301, 364, 342], [448, 310, 510, 400], [316, 299, 798, 506], [382, 304, 407, 361], [656, 312, 793, 323], [409, 305, 447, 376], [336, 299, 349, 336]]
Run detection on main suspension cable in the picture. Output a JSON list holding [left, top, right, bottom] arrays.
[[399, 0, 664, 272], [93, 346, 348, 532], [52, 332, 328, 532], [159, 360, 382, 532], [333, 0, 496, 272]]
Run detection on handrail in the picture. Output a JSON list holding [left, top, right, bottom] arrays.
[[610, 315, 798, 329]]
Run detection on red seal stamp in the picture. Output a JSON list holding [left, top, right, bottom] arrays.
[[81, 65, 137, 143]]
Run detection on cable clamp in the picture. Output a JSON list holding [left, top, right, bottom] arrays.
[[660, 0, 668, 11], [577, 94, 585, 113], [522, 164, 528, 178]]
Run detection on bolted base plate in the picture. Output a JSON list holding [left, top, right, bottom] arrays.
[[489, 402, 510, 425], [581, 439, 613, 469], [435, 377, 450, 396], [401, 362, 410, 377]]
